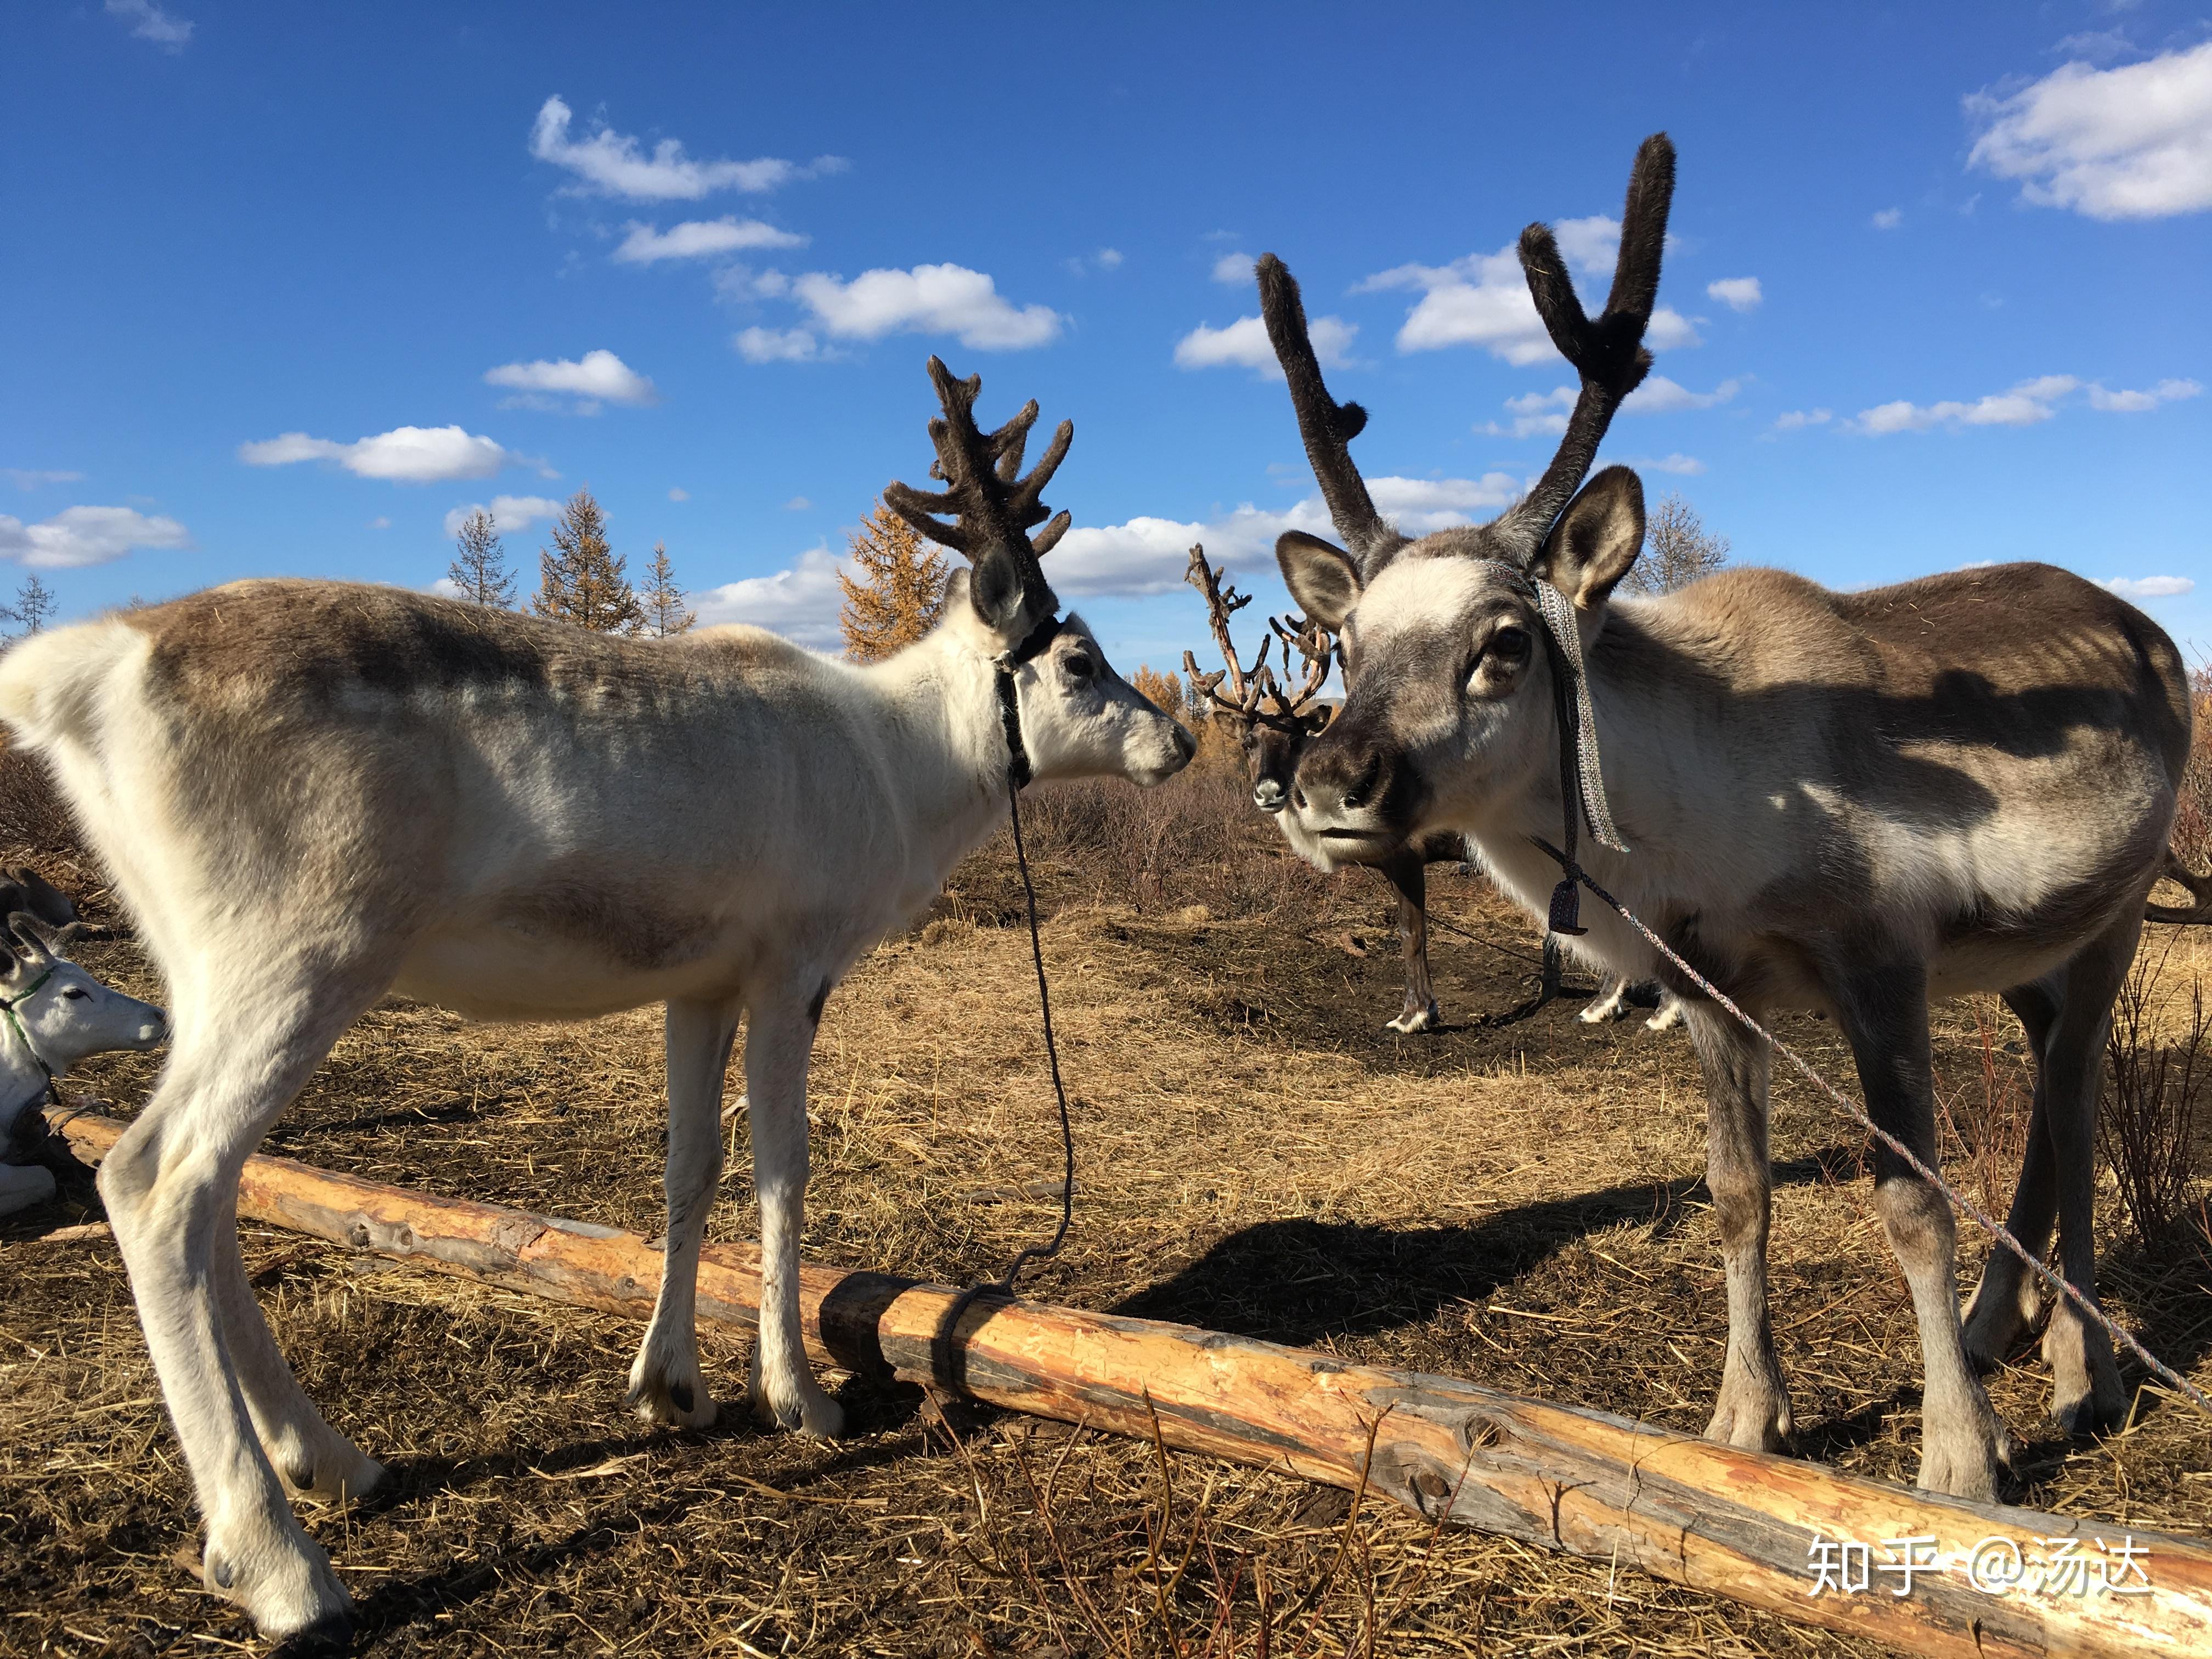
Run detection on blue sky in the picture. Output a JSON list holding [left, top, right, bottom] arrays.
[[6, 2, 2209, 674]]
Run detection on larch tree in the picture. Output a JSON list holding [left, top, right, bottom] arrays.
[[838, 499, 948, 662], [1130, 665, 1186, 724], [533, 487, 645, 635], [447, 507, 518, 607], [641, 540, 696, 637], [1620, 493, 1730, 595], [0, 573, 58, 637]]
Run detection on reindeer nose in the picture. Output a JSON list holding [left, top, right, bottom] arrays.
[[1253, 779, 1286, 812], [139, 1011, 168, 1045], [1339, 751, 1383, 811], [1171, 724, 1197, 764]]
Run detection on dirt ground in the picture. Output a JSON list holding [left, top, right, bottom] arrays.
[[4, 822, 2210, 1658]]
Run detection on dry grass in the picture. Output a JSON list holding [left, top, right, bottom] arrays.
[[3, 788, 2211, 1654]]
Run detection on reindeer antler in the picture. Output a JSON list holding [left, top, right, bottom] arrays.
[[1263, 612, 1334, 726], [1181, 545, 1270, 723], [1491, 133, 1676, 565], [883, 357, 1073, 621], [1256, 257, 1407, 575]]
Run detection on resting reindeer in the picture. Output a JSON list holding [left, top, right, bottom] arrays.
[[1183, 545, 1679, 1034], [0, 358, 1193, 1638], [1257, 132, 2203, 1500], [0, 866, 167, 1217]]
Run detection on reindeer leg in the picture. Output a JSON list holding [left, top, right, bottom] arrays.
[[1686, 1000, 1792, 1454], [629, 996, 742, 1430], [2031, 912, 2136, 1436], [1829, 956, 2010, 1500], [1579, 975, 1632, 1024], [1382, 853, 1439, 1034], [743, 981, 844, 1438], [1961, 980, 2059, 1370]]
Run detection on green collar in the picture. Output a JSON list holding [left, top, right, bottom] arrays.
[[1, 966, 57, 1086]]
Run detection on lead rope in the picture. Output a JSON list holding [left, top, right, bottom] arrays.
[[1532, 834, 2212, 1421]]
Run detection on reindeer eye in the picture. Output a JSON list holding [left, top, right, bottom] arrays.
[[61, 987, 89, 1000], [1492, 626, 1531, 664], [1062, 652, 1096, 684]]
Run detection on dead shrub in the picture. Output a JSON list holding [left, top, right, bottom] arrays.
[[2100, 946, 2212, 1250], [1933, 1005, 2036, 1221], [0, 742, 88, 867]]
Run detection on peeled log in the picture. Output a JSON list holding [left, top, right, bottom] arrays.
[[47, 1107, 2212, 1657]]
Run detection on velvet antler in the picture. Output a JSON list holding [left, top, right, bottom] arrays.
[[1182, 545, 1270, 724], [1256, 257, 1407, 574], [1491, 133, 1677, 566], [883, 357, 1072, 624]]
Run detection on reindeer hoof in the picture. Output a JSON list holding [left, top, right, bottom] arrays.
[[1385, 1003, 1440, 1035]]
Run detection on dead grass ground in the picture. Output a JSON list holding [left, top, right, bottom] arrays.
[[3, 807, 2211, 1657]]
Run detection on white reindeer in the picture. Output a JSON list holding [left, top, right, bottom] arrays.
[[0, 360, 1193, 1638], [0, 866, 167, 1217]]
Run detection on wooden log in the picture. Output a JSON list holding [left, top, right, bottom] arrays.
[[46, 1107, 2212, 1657]]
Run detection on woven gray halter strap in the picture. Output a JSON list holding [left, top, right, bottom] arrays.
[[1488, 565, 1627, 934]]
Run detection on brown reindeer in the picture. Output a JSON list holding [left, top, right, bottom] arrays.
[[1182, 544, 1461, 1031], [1257, 132, 2204, 1499]]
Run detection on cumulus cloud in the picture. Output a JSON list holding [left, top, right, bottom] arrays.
[[106, 0, 191, 51], [528, 97, 846, 201], [1967, 43, 2212, 219], [1871, 207, 1904, 229], [368, 516, 391, 529], [782, 495, 810, 511], [1851, 374, 2198, 433], [1358, 241, 1698, 363], [735, 326, 822, 363], [483, 349, 657, 413], [1773, 408, 1833, 432], [783, 264, 1062, 351], [1627, 453, 1707, 475], [441, 495, 565, 539], [2101, 574, 2196, 600], [1622, 375, 1742, 414], [2, 469, 85, 490], [0, 505, 191, 569], [1053, 474, 1520, 597], [1173, 314, 1356, 376], [611, 217, 808, 264], [1479, 385, 1575, 438], [668, 487, 689, 502], [1211, 251, 1256, 285], [692, 545, 845, 648], [239, 425, 512, 483], [1707, 276, 1763, 312]]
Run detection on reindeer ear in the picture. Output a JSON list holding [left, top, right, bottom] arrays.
[[4, 910, 57, 964], [1531, 467, 1644, 611], [3, 867, 77, 932], [968, 546, 1029, 635], [1276, 532, 1363, 630]]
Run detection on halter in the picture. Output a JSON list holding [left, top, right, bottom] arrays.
[[991, 611, 1065, 791], [0, 965, 59, 1136], [1486, 565, 1627, 935]]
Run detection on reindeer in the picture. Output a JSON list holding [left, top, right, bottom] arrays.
[[0, 359, 1193, 1638], [1183, 545, 1679, 1034], [0, 866, 167, 1217], [1255, 132, 2203, 1500]]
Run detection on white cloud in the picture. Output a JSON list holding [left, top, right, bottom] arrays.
[[735, 326, 821, 363], [441, 495, 565, 539], [528, 95, 845, 201], [1622, 375, 1742, 414], [367, 515, 391, 529], [0, 505, 191, 569], [1871, 207, 1904, 229], [1628, 453, 1707, 475], [1359, 240, 1700, 363], [611, 217, 807, 264], [668, 487, 689, 502], [1211, 251, 1256, 285], [239, 425, 511, 483], [1707, 276, 1763, 312], [2, 470, 85, 490], [1550, 215, 1627, 274], [1644, 307, 1703, 351], [1967, 43, 2212, 219], [1851, 374, 2198, 433], [783, 495, 811, 511], [1773, 408, 1833, 432], [788, 264, 1063, 351], [1173, 314, 1356, 376], [1095, 248, 1124, 269], [106, 0, 190, 51], [1479, 385, 1574, 438], [692, 545, 845, 648], [483, 348, 657, 413], [1052, 474, 1520, 597], [2101, 574, 2196, 600]]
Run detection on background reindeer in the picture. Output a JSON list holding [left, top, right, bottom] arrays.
[[0, 866, 167, 1218], [1183, 545, 1678, 1034], [1259, 132, 2205, 1500], [0, 358, 1192, 1639]]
